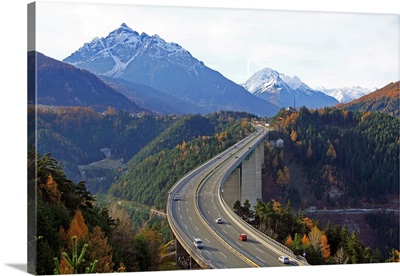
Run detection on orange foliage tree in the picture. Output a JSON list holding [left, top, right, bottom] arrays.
[[86, 226, 114, 273], [67, 210, 88, 246], [320, 234, 331, 262], [301, 234, 311, 248]]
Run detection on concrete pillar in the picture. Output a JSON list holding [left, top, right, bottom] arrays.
[[175, 236, 188, 262], [222, 166, 241, 210], [241, 150, 257, 209], [255, 142, 264, 204]]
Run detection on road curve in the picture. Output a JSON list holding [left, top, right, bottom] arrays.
[[167, 126, 307, 269]]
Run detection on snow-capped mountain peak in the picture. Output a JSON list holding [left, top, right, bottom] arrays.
[[242, 67, 339, 109], [62, 23, 280, 117], [63, 23, 203, 77]]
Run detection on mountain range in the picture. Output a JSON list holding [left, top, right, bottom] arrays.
[[318, 86, 372, 103], [63, 23, 280, 117], [34, 23, 385, 117], [242, 67, 339, 109]]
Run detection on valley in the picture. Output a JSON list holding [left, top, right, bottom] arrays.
[[27, 21, 399, 275]]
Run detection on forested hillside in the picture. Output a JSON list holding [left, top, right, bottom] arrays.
[[261, 107, 399, 261], [28, 148, 174, 275], [265, 107, 399, 208], [336, 81, 399, 117], [30, 106, 177, 189], [234, 199, 399, 265], [109, 111, 256, 210], [29, 110, 259, 274]]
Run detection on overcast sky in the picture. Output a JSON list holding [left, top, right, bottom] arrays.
[[34, 0, 399, 90]]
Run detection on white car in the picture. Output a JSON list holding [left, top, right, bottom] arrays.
[[215, 217, 222, 224], [278, 256, 290, 264], [194, 238, 203, 249]]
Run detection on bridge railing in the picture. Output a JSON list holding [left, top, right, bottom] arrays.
[[167, 192, 215, 269], [218, 132, 310, 266]]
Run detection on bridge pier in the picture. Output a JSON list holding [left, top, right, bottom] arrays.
[[174, 234, 200, 269], [223, 141, 264, 210]]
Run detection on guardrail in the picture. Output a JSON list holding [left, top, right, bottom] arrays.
[[167, 126, 309, 268], [218, 131, 310, 266], [166, 193, 214, 269], [193, 165, 259, 268]]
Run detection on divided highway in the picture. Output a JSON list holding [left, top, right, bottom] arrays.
[[167, 126, 307, 269]]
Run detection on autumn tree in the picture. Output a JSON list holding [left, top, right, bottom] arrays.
[[326, 140, 337, 161], [54, 235, 97, 274], [67, 210, 89, 247], [387, 249, 400, 262], [285, 235, 293, 247], [301, 234, 311, 248], [290, 129, 298, 142], [134, 225, 164, 271], [277, 166, 290, 187], [320, 234, 331, 262], [86, 226, 114, 273], [38, 174, 61, 205], [308, 226, 322, 250], [108, 204, 138, 272]]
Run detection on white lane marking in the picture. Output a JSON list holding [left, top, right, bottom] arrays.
[[222, 229, 227, 234], [227, 225, 231, 228], [204, 202, 207, 206], [184, 224, 188, 229], [236, 241, 243, 247], [195, 226, 199, 231], [205, 238, 210, 243], [189, 216, 192, 221], [207, 211, 210, 214], [256, 256, 265, 263], [186, 208, 189, 212], [179, 215, 182, 219], [178, 206, 180, 211], [205, 250, 211, 256], [220, 252, 227, 258], [255, 247, 264, 254]]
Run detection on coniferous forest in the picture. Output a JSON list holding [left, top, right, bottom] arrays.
[[29, 109, 258, 274], [29, 102, 399, 274]]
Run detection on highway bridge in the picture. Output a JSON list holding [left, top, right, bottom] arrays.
[[166, 125, 309, 269]]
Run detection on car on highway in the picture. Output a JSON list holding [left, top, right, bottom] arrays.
[[173, 195, 179, 201], [215, 217, 222, 224], [194, 238, 203, 249], [239, 233, 247, 241], [278, 256, 290, 264]]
